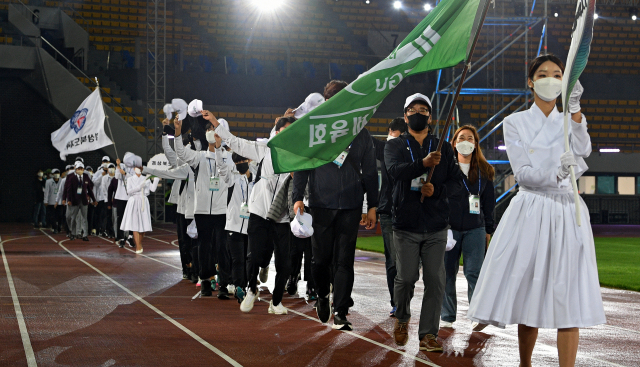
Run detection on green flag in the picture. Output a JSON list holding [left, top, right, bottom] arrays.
[[268, 0, 488, 174]]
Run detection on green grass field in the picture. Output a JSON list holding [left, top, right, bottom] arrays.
[[356, 236, 640, 292]]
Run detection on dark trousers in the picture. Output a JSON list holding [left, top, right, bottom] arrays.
[[194, 214, 226, 281], [246, 214, 290, 305], [380, 213, 397, 307], [45, 205, 56, 230], [114, 199, 128, 241], [61, 206, 68, 232], [176, 214, 193, 269], [290, 234, 315, 289], [309, 208, 361, 314], [95, 202, 106, 232], [87, 203, 95, 233], [226, 231, 248, 287], [33, 201, 46, 226]]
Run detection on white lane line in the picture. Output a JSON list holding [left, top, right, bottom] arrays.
[[153, 227, 176, 234], [92, 235, 181, 270], [1, 235, 38, 367], [39, 230, 242, 367], [147, 236, 179, 248], [257, 299, 441, 367]]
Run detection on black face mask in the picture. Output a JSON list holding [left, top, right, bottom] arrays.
[[236, 163, 249, 174], [407, 113, 429, 132]]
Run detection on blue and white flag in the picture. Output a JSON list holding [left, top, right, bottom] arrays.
[[50, 88, 113, 160]]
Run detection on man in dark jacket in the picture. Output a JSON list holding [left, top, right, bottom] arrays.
[[63, 161, 97, 241], [372, 117, 407, 318], [384, 93, 465, 352], [293, 80, 379, 331], [33, 169, 47, 228]]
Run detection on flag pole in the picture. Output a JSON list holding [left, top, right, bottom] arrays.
[[96, 77, 119, 159], [422, 0, 491, 202]]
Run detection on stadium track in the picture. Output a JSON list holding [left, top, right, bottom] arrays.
[[1, 223, 638, 367]]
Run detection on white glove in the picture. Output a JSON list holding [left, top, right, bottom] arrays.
[[445, 229, 457, 252], [558, 151, 577, 180], [568, 80, 584, 114]]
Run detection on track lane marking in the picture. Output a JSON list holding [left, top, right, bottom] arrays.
[[1, 235, 38, 367], [92, 235, 181, 270], [39, 230, 242, 367]]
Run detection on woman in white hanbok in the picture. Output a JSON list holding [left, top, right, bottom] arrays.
[[120, 165, 160, 254], [467, 55, 606, 367]]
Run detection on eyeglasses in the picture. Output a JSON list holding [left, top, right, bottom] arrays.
[[406, 107, 430, 115]]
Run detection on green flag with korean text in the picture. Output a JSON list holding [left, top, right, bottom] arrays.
[[267, 0, 490, 173]]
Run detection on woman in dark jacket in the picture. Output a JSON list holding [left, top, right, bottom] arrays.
[[440, 125, 495, 330]]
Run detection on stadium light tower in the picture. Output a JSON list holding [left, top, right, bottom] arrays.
[[393, 1, 402, 9], [251, 0, 285, 12], [594, 13, 598, 19], [630, 7, 638, 21], [424, 3, 432, 11]]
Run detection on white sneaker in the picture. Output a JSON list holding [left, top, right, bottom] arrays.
[[259, 267, 269, 283], [440, 320, 454, 328], [135, 249, 143, 254], [472, 322, 488, 332], [227, 284, 236, 295], [240, 289, 259, 313], [268, 300, 288, 315]]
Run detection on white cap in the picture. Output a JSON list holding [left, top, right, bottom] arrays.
[[290, 210, 314, 238], [188, 99, 203, 117], [123, 152, 142, 168], [102, 156, 110, 162], [51, 168, 60, 174], [74, 161, 85, 169], [445, 229, 457, 251], [404, 93, 432, 111], [217, 118, 230, 131], [171, 98, 188, 120], [294, 93, 325, 119], [163, 103, 175, 120]]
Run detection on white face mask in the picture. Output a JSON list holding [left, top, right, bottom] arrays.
[[68, 169, 74, 175], [205, 130, 217, 144], [456, 141, 475, 157], [37, 172, 43, 177], [54, 173, 60, 179], [76, 170, 84, 176], [108, 168, 115, 174], [134, 168, 142, 175], [532, 77, 562, 102], [194, 140, 202, 151], [387, 135, 398, 141]]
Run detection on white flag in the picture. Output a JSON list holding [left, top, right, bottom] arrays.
[[51, 88, 113, 160]]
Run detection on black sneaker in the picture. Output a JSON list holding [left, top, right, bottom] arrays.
[[126, 237, 135, 248], [117, 240, 124, 248], [190, 271, 198, 284], [69, 235, 75, 241], [332, 312, 353, 331], [182, 268, 190, 280], [316, 296, 332, 323], [201, 279, 213, 297], [286, 274, 299, 296], [307, 287, 318, 301], [217, 286, 230, 300], [82, 237, 89, 241]]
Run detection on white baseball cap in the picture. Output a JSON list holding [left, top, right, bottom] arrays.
[[404, 93, 432, 111], [74, 161, 85, 169], [163, 103, 175, 120], [290, 209, 314, 238], [294, 93, 325, 119], [217, 118, 230, 131], [171, 98, 188, 120], [102, 156, 111, 162], [188, 99, 203, 117]]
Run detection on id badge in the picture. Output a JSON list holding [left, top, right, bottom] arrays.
[[239, 202, 250, 219], [333, 151, 349, 167], [411, 174, 427, 191], [469, 195, 480, 214], [54, 188, 58, 195], [209, 177, 220, 191], [76, 186, 83, 194]]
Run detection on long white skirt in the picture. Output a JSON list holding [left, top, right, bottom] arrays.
[[120, 194, 152, 233], [467, 187, 606, 329]]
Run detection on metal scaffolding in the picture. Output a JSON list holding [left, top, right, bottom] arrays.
[[146, 0, 167, 222]]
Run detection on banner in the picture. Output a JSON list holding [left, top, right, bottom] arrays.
[[51, 88, 113, 160], [267, 0, 489, 173]]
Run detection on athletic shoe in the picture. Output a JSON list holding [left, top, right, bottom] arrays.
[[52, 229, 59, 234], [394, 319, 409, 346], [440, 320, 454, 328], [117, 240, 124, 248], [286, 274, 299, 296], [196, 278, 201, 287], [135, 249, 143, 254], [307, 287, 318, 301], [126, 237, 135, 248], [268, 300, 288, 315], [240, 289, 258, 313], [217, 287, 230, 300], [259, 267, 269, 283], [227, 284, 236, 295], [82, 237, 89, 242], [419, 334, 443, 352], [69, 235, 75, 241], [201, 279, 213, 297], [389, 306, 397, 317], [190, 272, 198, 284], [332, 312, 352, 331], [472, 322, 488, 332], [91, 229, 96, 236], [235, 286, 245, 304], [316, 296, 332, 323], [182, 268, 189, 280]]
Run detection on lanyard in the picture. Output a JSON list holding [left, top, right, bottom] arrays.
[[240, 176, 247, 202], [462, 168, 481, 195], [406, 139, 432, 161], [207, 158, 217, 177]]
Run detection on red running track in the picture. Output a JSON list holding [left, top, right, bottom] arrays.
[[0, 223, 638, 367]]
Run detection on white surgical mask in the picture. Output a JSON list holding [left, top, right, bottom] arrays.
[[108, 168, 115, 174], [194, 140, 202, 151], [205, 130, 217, 144], [54, 173, 60, 179], [68, 169, 74, 175], [387, 135, 398, 141], [456, 141, 475, 157], [37, 172, 43, 177], [134, 168, 142, 175], [76, 170, 84, 176], [532, 77, 562, 102]]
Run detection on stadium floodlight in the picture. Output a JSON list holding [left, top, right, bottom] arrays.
[[251, 0, 285, 11], [497, 145, 507, 151], [554, 12, 558, 17], [393, 1, 402, 9], [364, 0, 370, 4], [594, 13, 599, 19], [424, 3, 432, 11], [599, 148, 620, 153], [630, 7, 638, 21]]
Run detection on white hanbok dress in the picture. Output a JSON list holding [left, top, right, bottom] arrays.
[[467, 104, 606, 329], [120, 174, 160, 233]]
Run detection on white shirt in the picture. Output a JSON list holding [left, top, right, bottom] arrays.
[[114, 164, 132, 201], [100, 174, 115, 202], [44, 178, 61, 205], [459, 162, 470, 177], [126, 174, 160, 197], [217, 147, 254, 234]]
